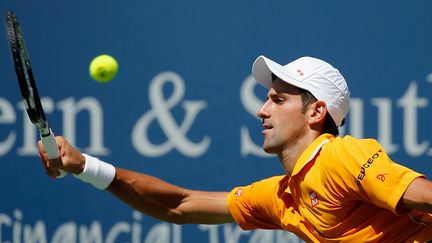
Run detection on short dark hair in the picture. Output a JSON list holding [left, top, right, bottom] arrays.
[[297, 87, 341, 136], [271, 73, 341, 136]]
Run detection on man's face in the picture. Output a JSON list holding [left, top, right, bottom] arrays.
[[257, 78, 309, 154]]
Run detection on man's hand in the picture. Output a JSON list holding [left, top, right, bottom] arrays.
[[37, 136, 86, 178]]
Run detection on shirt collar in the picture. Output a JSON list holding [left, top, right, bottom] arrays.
[[290, 133, 334, 177]]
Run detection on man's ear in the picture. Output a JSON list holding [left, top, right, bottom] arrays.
[[308, 100, 327, 126]]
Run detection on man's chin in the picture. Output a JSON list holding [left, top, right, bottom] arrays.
[[262, 145, 278, 155]]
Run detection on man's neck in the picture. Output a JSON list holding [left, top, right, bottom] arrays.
[[278, 132, 320, 175]]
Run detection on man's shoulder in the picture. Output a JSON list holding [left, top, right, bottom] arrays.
[[230, 176, 286, 198], [253, 175, 287, 187], [319, 135, 385, 168], [329, 135, 382, 150]]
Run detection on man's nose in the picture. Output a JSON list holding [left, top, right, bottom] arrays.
[[257, 100, 270, 119]]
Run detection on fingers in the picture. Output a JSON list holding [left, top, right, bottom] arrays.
[[38, 137, 65, 178], [38, 136, 85, 175], [54, 136, 66, 156], [38, 148, 60, 178]]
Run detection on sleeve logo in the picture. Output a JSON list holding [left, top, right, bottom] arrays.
[[356, 148, 383, 186], [376, 173, 388, 182], [309, 191, 319, 207], [234, 188, 243, 197]]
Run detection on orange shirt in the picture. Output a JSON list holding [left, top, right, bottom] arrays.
[[227, 134, 432, 242]]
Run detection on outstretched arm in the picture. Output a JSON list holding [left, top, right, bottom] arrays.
[[38, 136, 234, 225], [401, 177, 432, 213], [107, 168, 233, 224]]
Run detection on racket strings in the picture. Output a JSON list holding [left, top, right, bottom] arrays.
[[6, 11, 48, 128]]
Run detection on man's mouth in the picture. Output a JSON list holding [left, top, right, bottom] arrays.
[[262, 124, 272, 129], [262, 122, 273, 134]]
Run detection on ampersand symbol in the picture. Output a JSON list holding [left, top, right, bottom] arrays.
[[132, 71, 211, 157]]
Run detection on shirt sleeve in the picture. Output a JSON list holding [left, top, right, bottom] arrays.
[[323, 136, 424, 215], [226, 176, 286, 230]]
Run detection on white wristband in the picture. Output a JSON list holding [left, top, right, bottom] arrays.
[[73, 154, 116, 190]]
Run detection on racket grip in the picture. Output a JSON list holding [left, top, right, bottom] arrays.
[[41, 128, 67, 178]]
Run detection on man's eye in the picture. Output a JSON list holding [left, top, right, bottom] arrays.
[[273, 97, 284, 103]]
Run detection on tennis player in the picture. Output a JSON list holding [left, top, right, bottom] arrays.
[[38, 55, 432, 242]]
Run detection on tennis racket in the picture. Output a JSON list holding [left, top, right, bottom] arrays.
[[5, 11, 66, 178]]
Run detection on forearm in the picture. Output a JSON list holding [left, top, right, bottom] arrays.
[[401, 177, 432, 213], [106, 168, 233, 224], [106, 168, 189, 223]]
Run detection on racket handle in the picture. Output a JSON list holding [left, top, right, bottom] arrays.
[[41, 128, 67, 178]]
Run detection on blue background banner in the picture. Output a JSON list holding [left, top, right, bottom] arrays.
[[1, 1, 431, 242]]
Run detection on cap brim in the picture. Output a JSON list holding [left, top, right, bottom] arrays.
[[252, 55, 307, 91]]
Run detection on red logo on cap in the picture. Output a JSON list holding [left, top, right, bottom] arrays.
[[297, 69, 304, 76]]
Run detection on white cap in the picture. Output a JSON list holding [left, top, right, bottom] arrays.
[[252, 55, 350, 127]]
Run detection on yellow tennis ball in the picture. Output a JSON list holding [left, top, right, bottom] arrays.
[[89, 54, 118, 83]]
